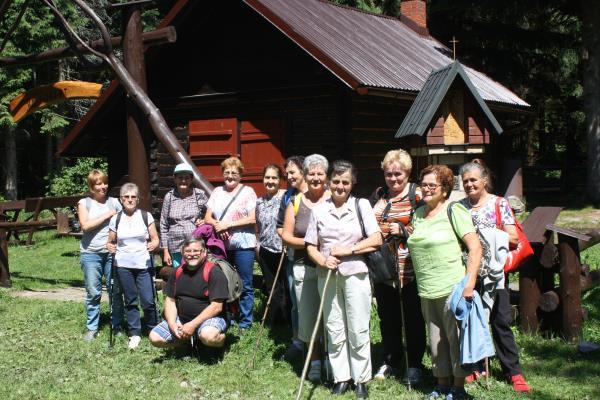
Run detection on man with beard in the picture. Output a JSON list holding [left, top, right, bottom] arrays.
[[149, 237, 228, 350]]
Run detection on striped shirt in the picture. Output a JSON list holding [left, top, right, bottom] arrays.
[[372, 185, 421, 283]]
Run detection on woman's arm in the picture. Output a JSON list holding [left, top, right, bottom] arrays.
[[461, 231, 482, 299], [147, 222, 160, 252], [220, 207, 256, 230], [307, 243, 339, 270], [281, 202, 305, 249], [78, 201, 116, 232], [330, 232, 383, 257], [504, 224, 519, 247], [107, 230, 117, 253]]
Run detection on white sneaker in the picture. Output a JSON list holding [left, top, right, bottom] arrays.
[[128, 335, 141, 350], [403, 367, 423, 385], [374, 363, 393, 380]]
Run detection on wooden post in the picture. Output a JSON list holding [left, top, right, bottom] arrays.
[[557, 233, 583, 342], [519, 255, 541, 334], [117, 1, 152, 211], [0, 228, 10, 288]]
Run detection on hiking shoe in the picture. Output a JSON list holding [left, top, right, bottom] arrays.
[[423, 385, 450, 400], [83, 330, 98, 342], [374, 363, 393, 380], [464, 370, 485, 383], [284, 342, 304, 361], [128, 335, 141, 350], [403, 367, 423, 385], [445, 386, 467, 400], [307, 361, 322, 384], [510, 374, 531, 393], [113, 329, 125, 338]]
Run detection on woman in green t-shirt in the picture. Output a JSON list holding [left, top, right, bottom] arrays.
[[407, 164, 482, 400]]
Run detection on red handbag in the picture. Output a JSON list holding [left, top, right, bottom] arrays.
[[495, 197, 534, 273]]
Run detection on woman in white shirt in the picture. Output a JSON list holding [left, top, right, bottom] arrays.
[[107, 183, 160, 349], [77, 169, 123, 341]]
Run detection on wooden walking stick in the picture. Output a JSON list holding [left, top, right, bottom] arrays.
[[296, 269, 333, 400], [249, 248, 287, 369], [398, 276, 412, 391]]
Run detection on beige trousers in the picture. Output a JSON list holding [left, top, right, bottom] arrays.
[[318, 268, 372, 384], [293, 261, 320, 342]]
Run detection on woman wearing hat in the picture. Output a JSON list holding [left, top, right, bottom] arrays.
[[159, 163, 208, 277]]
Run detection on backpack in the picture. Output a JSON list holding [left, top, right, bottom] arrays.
[[175, 254, 242, 315], [114, 209, 149, 230]]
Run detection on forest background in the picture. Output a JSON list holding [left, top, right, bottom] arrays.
[[0, 0, 598, 203]]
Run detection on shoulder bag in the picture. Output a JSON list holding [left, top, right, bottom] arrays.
[[494, 197, 534, 273], [355, 197, 397, 284]]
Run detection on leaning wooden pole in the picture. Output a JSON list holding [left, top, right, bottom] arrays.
[[46, 0, 214, 194]]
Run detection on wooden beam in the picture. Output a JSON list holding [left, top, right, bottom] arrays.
[[557, 233, 583, 342], [0, 26, 176, 68]]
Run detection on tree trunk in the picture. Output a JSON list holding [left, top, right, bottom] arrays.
[[4, 126, 18, 200], [582, 0, 600, 203]]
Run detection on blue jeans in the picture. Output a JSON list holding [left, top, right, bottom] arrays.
[[80, 252, 123, 332], [229, 249, 255, 329], [285, 257, 299, 333], [117, 267, 158, 336]]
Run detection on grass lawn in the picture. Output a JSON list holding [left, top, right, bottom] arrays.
[[0, 231, 599, 399]]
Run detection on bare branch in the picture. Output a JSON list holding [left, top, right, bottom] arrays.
[[70, 0, 113, 54], [42, 0, 106, 61], [0, 0, 31, 55]]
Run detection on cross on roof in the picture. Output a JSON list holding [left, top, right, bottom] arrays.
[[450, 36, 459, 60]]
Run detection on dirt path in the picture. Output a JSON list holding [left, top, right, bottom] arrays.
[[10, 287, 90, 301]]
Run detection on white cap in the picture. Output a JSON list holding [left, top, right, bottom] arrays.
[[173, 163, 194, 175]]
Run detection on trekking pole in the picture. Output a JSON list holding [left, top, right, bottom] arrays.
[[108, 256, 116, 349], [484, 357, 490, 389], [296, 269, 333, 400], [250, 248, 287, 369], [398, 277, 412, 391]]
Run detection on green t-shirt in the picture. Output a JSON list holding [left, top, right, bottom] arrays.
[[407, 202, 476, 299]]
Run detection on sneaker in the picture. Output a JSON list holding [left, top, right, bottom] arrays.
[[445, 386, 467, 400], [424, 385, 450, 400], [128, 335, 141, 350], [374, 363, 393, 380], [307, 361, 322, 384], [284, 342, 304, 361], [113, 329, 125, 338], [510, 374, 531, 393], [82, 330, 97, 342], [403, 367, 423, 385]]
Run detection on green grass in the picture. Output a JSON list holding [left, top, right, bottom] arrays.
[[0, 231, 599, 399]]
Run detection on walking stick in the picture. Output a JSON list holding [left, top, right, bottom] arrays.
[[149, 254, 162, 326], [249, 248, 287, 369], [484, 357, 490, 389], [296, 269, 333, 400], [108, 256, 116, 349], [398, 277, 412, 391]]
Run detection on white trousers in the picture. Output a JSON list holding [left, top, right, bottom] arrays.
[[318, 268, 372, 384]]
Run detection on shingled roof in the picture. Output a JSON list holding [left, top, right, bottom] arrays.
[[396, 61, 504, 138]]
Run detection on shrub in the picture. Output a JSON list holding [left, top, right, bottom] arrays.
[[46, 158, 108, 196]]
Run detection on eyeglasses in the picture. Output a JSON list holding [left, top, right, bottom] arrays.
[[223, 171, 240, 177], [419, 182, 441, 190], [183, 248, 205, 254], [121, 195, 138, 199]]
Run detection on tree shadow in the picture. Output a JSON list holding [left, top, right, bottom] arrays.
[[152, 333, 239, 365], [9, 271, 84, 287]]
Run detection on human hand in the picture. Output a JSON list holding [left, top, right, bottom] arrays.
[[105, 209, 117, 221], [147, 240, 158, 252], [330, 245, 351, 258], [462, 284, 474, 300], [323, 255, 340, 270], [213, 220, 230, 233], [218, 231, 230, 241], [163, 249, 172, 266], [107, 242, 116, 253], [194, 218, 205, 227], [180, 322, 197, 339], [389, 223, 401, 236], [170, 321, 184, 339]]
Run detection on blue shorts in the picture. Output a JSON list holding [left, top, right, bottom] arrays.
[[151, 316, 228, 344]]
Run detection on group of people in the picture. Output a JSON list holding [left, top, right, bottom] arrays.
[[78, 149, 531, 399]]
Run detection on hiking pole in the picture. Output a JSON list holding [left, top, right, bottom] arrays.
[[484, 357, 490, 389], [108, 256, 116, 349], [393, 234, 411, 391], [250, 248, 287, 369], [296, 269, 333, 400]]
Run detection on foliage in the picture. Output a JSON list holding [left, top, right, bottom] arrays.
[[46, 157, 107, 196], [332, 0, 399, 16]]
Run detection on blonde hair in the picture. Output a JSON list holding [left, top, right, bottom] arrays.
[[86, 169, 108, 190], [381, 149, 412, 173], [221, 156, 244, 174]]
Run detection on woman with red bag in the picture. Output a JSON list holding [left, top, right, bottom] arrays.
[[459, 159, 531, 393]]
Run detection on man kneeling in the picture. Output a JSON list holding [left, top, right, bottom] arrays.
[[149, 237, 228, 350]]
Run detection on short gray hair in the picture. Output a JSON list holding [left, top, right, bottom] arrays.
[[302, 154, 329, 176], [120, 182, 139, 197], [459, 161, 492, 191], [329, 159, 357, 184], [181, 237, 206, 253]]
